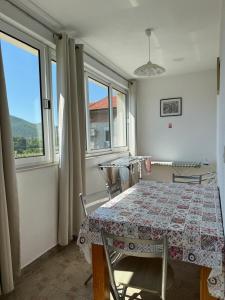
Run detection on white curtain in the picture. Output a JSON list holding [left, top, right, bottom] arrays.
[[128, 80, 137, 156], [56, 34, 86, 245], [0, 43, 20, 294]]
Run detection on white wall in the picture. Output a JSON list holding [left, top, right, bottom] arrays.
[[17, 165, 58, 268], [217, 0, 225, 224], [137, 70, 217, 163], [18, 151, 129, 267]]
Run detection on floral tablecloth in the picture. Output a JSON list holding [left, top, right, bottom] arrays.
[[78, 180, 225, 299]]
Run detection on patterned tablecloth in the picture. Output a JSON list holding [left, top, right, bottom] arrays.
[[78, 180, 225, 299]]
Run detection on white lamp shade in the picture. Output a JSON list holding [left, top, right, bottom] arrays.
[[134, 61, 166, 76]]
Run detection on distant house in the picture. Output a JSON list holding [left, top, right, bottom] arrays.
[[89, 95, 126, 149]]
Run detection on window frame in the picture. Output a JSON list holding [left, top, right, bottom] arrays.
[[48, 50, 59, 162], [85, 69, 129, 155], [111, 86, 128, 149], [0, 19, 57, 168]]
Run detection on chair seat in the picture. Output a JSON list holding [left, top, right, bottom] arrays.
[[114, 257, 174, 294]]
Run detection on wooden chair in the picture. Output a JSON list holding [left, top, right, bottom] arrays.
[[101, 231, 174, 300], [172, 173, 202, 184]]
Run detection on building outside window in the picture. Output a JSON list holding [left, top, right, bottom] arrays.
[[86, 75, 127, 152], [87, 77, 110, 150]]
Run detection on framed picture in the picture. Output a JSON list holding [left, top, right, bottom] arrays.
[[160, 97, 182, 117]]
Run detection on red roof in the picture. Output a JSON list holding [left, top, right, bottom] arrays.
[[89, 96, 117, 110]]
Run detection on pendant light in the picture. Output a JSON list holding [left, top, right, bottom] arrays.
[[134, 28, 166, 76]]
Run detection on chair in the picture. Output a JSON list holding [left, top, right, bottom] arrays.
[[106, 180, 122, 199], [172, 173, 202, 184], [79, 193, 92, 285], [79, 193, 122, 286], [101, 231, 174, 300], [201, 172, 217, 185]]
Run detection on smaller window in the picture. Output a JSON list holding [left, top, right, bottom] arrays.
[[112, 89, 127, 147], [87, 77, 110, 151]]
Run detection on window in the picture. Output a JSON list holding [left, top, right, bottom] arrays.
[[0, 21, 58, 167], [86, 74, 127, 152], [51, 60, 59, 154], [87, 77, 110, 150], [1, 32, 44, 159], [112, 89, 127, 147]]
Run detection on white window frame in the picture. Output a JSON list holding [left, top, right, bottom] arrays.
[[48, 49, 59, 162], [111, 85, 129, 150], [0, 19, 56, 168], [85, 69, 129, 155]]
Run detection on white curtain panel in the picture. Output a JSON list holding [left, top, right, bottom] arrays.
[[56, 34, 86, 245], [128, 80, 137, 156], [0, 44, 20, 294]]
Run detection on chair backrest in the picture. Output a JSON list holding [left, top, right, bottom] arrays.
[[201, 172, 217, 185], [106, 180, 122, 200], [79, 193, 88, 217], [172, 173, 202, 184], [101, 230, 168, 300]]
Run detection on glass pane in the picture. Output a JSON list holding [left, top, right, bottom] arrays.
[[51, 60, 58, 154], [88, 77, 110, 150], [112, 89, 127, 147], [0, 32, 44, 158]]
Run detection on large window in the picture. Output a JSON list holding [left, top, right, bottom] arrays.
[[0, 22, 58, 167], [86, 74, 127, 152], [1, 32, 44, 159]]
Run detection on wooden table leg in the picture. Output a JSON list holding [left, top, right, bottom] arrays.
[[200, 267, 218, 300], [92, 244, 110, 300]]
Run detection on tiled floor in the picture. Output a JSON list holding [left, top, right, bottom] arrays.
[[0, 242, 200, 300]]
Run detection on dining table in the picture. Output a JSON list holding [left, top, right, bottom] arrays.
[[78, 180, 225, 300]]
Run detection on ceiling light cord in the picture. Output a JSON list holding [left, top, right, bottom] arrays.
[[134, 28, 166, 76]]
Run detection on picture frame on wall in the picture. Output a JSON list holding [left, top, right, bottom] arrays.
[[160, 97, 182, 117]]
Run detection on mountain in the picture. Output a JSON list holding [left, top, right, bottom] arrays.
[[10, 115, 42, 139]]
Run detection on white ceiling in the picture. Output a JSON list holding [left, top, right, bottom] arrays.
[[17, 0, 222, 78]]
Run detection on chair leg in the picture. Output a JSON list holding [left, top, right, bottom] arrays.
[[84, 273, 92, 285], [121, 286, 127, 299]]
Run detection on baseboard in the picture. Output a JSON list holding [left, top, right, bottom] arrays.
[[19, 242, 75, 281]]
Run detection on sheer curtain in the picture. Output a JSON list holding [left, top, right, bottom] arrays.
[[128, 80, 137, 156], [0, 43, 20, 294], [56, 34, 86, 245]]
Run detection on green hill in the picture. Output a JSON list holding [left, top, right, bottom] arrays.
[[10, 115, 42, 138]]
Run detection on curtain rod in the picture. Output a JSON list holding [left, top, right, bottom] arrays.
[[6, 0, 62, 39], [84, 51, 131, 84]]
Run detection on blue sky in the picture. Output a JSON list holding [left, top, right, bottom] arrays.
[[88, 79, 108, 103], [1, 38, 107, 125], [1, 39, 42, 124]]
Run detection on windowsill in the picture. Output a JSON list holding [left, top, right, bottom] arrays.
[[85, 148, 129, 159], [16, 161, 59, 173]]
